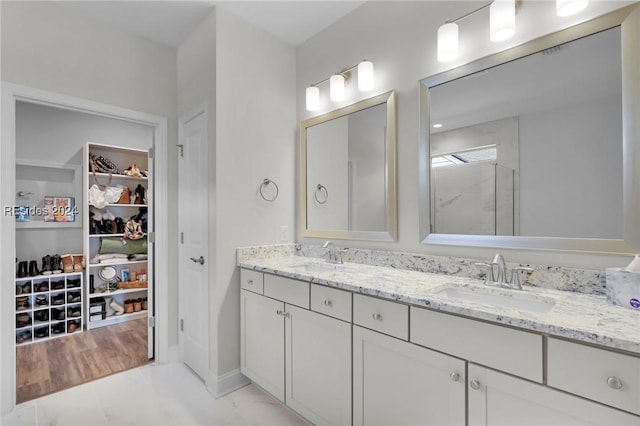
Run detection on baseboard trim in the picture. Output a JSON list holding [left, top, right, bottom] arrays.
[[206, 369, 251, 398]]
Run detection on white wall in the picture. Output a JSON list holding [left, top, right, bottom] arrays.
[[215, 9, 296, 375], [297, 0, 635, 269]]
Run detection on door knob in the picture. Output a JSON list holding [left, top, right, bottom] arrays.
[[190, 256, 205, 265]]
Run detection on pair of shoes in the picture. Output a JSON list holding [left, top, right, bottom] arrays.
[[51, 280, 64, 290], [67, 292, 81, 303], [141, 297, 148, 311], [41, 255, 62, 275], [104, 297, 124, 316], [34, 327, 49, 338], [34, 282, 49, 292], [51, 322, 65, 334], [61, 254, 84, 272], [67, 306, 81, 318], [51, 308, 65, 321], [134, 184, 146, 205], [66, 278, 81, 289], [67, 320, 80, 333], [34, 310, 49, 322], [16, 296, 30, 310], [16, 330, 32, 343], [15, 282, 31, 295], [51, 293, 65, 305], [16, 261, 27, 278], [124, 299, 134, 314], [16, 313, 31, 328], [35, 295, 48, 306]]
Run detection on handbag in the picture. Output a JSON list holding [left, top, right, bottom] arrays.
[[118, 187, 131, 204]]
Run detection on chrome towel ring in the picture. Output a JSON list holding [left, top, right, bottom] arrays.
[[314, 184, 328, 204], [260, 178, 279, 202]]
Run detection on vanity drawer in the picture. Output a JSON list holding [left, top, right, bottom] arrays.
[[547, 338, 640, 415], [411, 307, 543, 383], [310, 284, 352, 322], [240, 269, 264, 294], [353, 294, 408, 340], [264, 274, 310, 309]]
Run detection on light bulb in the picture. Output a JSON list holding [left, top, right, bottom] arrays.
[[437, 22, 458, 62], [490, 0, 515, 42], [358, 61, 375, 91], [330, 74, 345, 102], [306, 86, 319, 111], [556, 0, 588, 16]]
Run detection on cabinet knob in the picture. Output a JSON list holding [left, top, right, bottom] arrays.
[[607, 376, 623, 390], [323, 299, 332, 307], [449, 372, 460, 382], [247, 279, 253, 285], [470, 380, 481, 390], [372, 313, 383, 321]]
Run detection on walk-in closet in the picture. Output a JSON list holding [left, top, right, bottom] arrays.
[[14, 101, 155, 403]]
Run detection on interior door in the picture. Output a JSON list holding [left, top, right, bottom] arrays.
[[178, 108, 209, 380]]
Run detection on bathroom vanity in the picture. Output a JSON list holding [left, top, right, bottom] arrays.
[[238, 253, 640, 426]]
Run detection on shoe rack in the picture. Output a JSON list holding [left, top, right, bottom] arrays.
[[83, 142, 153, 330], [15, 272, 84, 345]]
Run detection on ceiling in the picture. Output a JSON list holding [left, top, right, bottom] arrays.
[[57, 1, 366, 48]]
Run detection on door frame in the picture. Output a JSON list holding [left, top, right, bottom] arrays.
[[177, 103, 210, 379], [0, 82, 170, 414]]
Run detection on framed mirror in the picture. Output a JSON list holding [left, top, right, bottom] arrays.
[[419, 4, 640, 254], [300, 91, 397, 241]]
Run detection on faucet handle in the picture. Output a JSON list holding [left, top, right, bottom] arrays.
[[511, 267, 534, 289], [475, 262, 494, 284]]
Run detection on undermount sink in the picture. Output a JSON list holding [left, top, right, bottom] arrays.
[[290, 263, 342, 273], [435, 285, 555, 314]]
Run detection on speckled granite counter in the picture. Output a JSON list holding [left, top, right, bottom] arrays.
[[238, 255, 640, 355]]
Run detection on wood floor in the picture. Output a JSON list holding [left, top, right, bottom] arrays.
[[16, 318, 150, 404]]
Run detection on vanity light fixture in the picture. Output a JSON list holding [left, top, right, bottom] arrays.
[[556, 0, 588, 16], [305, 60, 375, 111], [436, 0, 522, 63]]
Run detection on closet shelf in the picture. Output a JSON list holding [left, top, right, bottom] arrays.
[[87, 310, 148, 329], [88, 260, 147, 268], [89, 288, 147, 298], [90, 172, 148, 181]]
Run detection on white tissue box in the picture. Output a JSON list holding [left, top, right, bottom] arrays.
[[606, 268, 640, 310]]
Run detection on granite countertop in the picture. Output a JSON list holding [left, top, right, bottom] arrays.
[[239, 256, 640, 355]]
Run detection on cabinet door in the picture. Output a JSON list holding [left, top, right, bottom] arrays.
[[285, 305, 351, 426], [468, 364, 640, 426], [353, 325, 465, 426], [240, 290, 285, 402]]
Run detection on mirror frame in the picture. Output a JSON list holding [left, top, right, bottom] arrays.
[[419, 4, 640, 255], [300, 90, 398, 241]]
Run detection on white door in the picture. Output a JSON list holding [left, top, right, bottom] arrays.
[[285, 305, 351, 426], [178, 108, 209, 380], [353, 325, 466, 426], [468, 364, 640, 426]]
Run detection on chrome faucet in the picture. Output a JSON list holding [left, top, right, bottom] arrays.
[[323, 241, 343, 264], [475, 253, 533, 290], [492, 253, 507, 285]]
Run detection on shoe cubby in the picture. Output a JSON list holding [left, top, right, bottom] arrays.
[[84, 143, 152, 331], [14, 272, 84, 345]]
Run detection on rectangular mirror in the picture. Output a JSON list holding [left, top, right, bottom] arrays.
[[300, 91, 397, 241], [419, 5, 640, 254]]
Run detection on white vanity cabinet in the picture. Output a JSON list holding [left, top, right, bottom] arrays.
[[353, 325, 466, 426], [240, 271, 352, 425], [468, 364, 640, 426]]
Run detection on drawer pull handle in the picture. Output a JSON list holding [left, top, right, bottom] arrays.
[[449, 372, 460, 382], [276, 310, 283, 316], [323, 300, 333, 307], [247, 279, 253, 285], [607, 376, 623, 390], [470, 380, 481, 390], [283, 312, 291, 319], [372, 313, 383, 321]]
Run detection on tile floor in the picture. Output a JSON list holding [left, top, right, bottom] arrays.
[[2, 362, 310, 426]]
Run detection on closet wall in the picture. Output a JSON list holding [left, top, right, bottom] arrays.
[[15, 102, 153, 261]]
